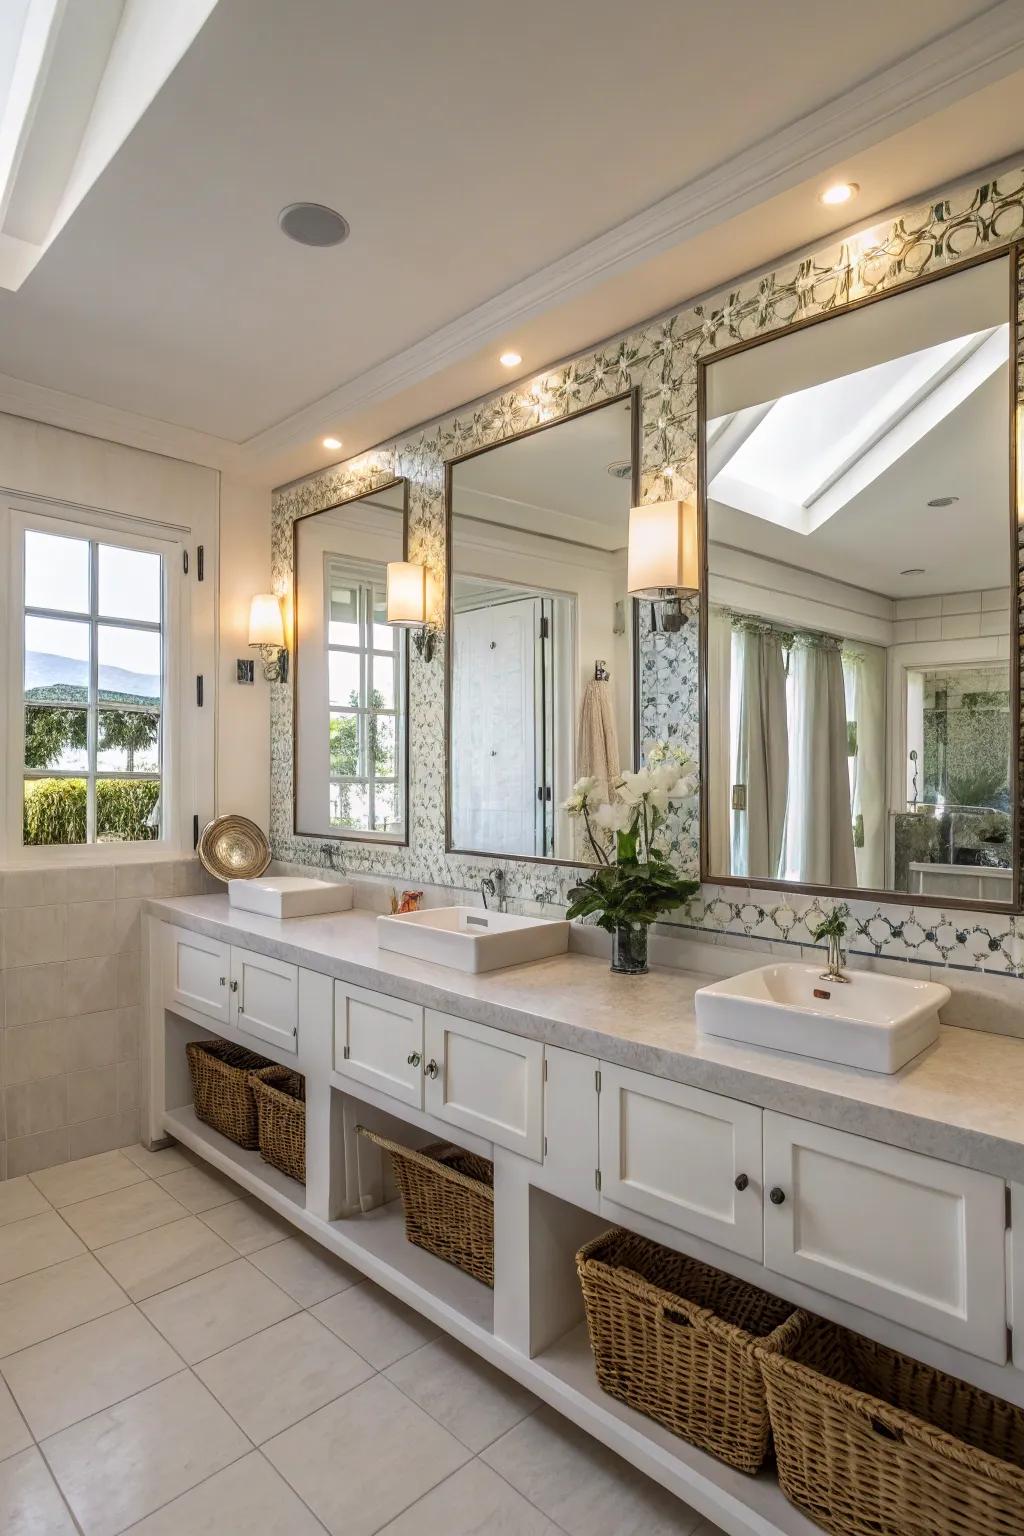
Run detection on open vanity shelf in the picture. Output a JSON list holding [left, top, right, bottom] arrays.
[[148, 901, 1024, 1536]]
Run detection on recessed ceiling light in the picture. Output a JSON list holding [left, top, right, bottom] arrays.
[[927, 495, 960, 508], [499, 351, 522, 368], [900, 568, 926, 576], [279, 203, 350, 247], [322, 436, 342, 451], [819, 181, 859, 207]]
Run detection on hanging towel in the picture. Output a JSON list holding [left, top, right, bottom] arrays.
[[576, 677, 621, 807]]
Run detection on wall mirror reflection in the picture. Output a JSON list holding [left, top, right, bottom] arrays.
[[447, 395, 637, 862], [294, 480, 409, 844], [700, 254, 1018, 908]]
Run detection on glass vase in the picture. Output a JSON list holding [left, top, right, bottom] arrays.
[[611, 922, 649, 975]]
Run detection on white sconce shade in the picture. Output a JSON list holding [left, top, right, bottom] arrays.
[[248, 593, 285, 647], [627, 499, 700, 597], [386, 561, 427, 626]]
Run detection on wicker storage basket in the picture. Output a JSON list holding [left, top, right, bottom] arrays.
[[576, 1228, 807, 1473], [185, 1039, 272, 1149], [250, 1066, 306, 1184], [357, 1126, 494, 1286], [761, 1317, 1024, 1536]]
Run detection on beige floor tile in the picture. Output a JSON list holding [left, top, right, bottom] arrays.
[[155, 1163, 239, 1213], [120, 1142, 195, 1176], [0, 1446, 78, 1536], [43, 1370, 250, 1536], [122, 1450, 326, 1535], [0, 1377, 31, 1461], [0, 1253, 126, 1357], [0, 1211, 85, 1284], [386, 1335, 538, 1452], [377, 1458, 562, 1536], [195, 1311, 373, 1443], [0, 1177, 50, 1230], [95, 1215, 236, 1301], [3, 1306, 181, 1439], [60, 1180, 187, 1249], [29, 1150, 146, 1207], [248, 1234, 361, 1306], [263, 1374, 470, 1536], [198, 1196, 293, 1255], [312, 1280, 439, 1368], [482, 1406, 704, 1536], [139, 1257, 298, 1363]]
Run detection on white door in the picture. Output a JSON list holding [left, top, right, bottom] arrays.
[[164, 925, 231, 1025], [763, 1113, 1007, 1362], [599, 1065, 764, 1261], [423, 1009, 544, 1161], [451, 598, 539, 855], [333, 982, 424, 1108], [230, 948, 299, 1055]]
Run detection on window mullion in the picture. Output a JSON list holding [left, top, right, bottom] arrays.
[[87, 540, 99, 844]]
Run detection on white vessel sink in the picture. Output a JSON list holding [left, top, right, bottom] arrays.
[[228, 876, 354, 919], [695, 963, 950, 1073], [377, 906, 569, 974]]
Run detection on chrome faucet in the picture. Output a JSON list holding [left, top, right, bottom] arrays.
[[481, 868, 506, 912]]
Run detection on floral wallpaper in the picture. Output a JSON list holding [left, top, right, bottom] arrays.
[[272, 167, 1024, 975]]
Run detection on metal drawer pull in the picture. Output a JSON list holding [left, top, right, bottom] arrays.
[[424, 1058, 439, 1079], [734, 1173, 749, 1192], [769, 1186, 786, 1205], [219, 976, 226, 987], [407, 1052, 421, 1067]]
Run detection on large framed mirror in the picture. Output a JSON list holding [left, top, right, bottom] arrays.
[[699, 250, 1019, 910], [446, 392, 639, 863], [293, 480, 409, 844]]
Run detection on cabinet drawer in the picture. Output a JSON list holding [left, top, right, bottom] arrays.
[[424, 1010, 544, 1160], [763, 1113, 1007, 1362], [231, 948, 298, 1054], [164, 925, 231, 1024], [334, 983, 424, 1108], [599, 1065, 764, 1260]]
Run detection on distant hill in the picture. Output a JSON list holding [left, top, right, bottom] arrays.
[[25, 652, 159, 706]]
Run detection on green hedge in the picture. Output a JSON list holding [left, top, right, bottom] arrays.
[[24, 779, 160, 845]]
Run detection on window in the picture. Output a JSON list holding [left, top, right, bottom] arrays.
[[20, 526, 165, 846], [326, 557, 405, 837]]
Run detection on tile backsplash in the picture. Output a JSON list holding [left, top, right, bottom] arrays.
[[0, 858, 218, 1180]]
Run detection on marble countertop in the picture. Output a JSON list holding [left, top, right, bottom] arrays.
[[147, 894, 1024, 1182]]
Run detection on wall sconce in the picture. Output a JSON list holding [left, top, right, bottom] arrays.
[[248, 593, 289, 681], [627, 499, 700, 633], [386, 560, 436, 661]]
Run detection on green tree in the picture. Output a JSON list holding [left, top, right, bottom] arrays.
[[99, 711, 158, 772], [24, 707, 86, 768]]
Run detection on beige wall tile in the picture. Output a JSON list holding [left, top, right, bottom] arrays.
[[116, 1007, 140, 1060], [4, 1020, 67, 1085], [67, 1068, 119, 1126], [113, 899, 142, 952], [63, 954, 118, 1015], [66, 902, 119, 960], [6, 1127, 69, 1178], [114, 862, 179, 900], [64, 1011, 121, 1073], [68, 1109, 140, 1162], [1, 871, 66, 908], [116, 950, 141, 1007], [3, 905, 66, 968], [59, 867, 116, 904], [5, 1078, 68, 1141], [116, 1061, 139, 1112], [4, 963, 66, 1026]]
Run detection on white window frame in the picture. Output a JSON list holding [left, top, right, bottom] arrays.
[[2, 499, 204, 862]]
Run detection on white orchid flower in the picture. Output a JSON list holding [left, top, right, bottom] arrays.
[[617, 769, 655, 805], [572, 775, 599, 797], [594, 802, 632, 833]]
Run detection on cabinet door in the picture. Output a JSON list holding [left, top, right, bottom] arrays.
[[231, 948, 299, 1055], [599, 1065, 764, 1260], [333, 982, 424, 1108], [423, 1010, 544, 1160], [764, 1113, 1007, 1362], [164, 925, 231, 1024]]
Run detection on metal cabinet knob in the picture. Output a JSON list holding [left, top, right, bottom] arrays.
[[769, 1186, 786, 1205], [219, 976, 226, 987], [229, 979, 239, 993], [407, 1052, 421, 1067], [734, 1173, 749, 1192], [424, 1059, 439, 1079]]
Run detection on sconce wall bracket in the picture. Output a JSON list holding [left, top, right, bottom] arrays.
[[412, 626, 436, 664], [252, 643, 289, 682]]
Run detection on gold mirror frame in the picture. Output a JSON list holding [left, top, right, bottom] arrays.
[[696, 246, 1022, 913]]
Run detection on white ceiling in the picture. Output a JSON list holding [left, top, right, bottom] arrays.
[[0, 0, 1023, 487]]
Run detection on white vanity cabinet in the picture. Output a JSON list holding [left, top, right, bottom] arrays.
[[164, 925, 231, 1025], [763, 1112, 1008, 1362], [424, 1008, 545, 1161], [598, 1064, 765, 1261], [333, 981, 424, 1108], [231, 949, 299, 1054]]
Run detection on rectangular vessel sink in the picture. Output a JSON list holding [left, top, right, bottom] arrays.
[[695, 963, 950, 1073], [229, 876, 354, 919], [377, 906, 569, 974]]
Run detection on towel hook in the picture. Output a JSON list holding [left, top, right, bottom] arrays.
[[594, 660, 610, 681]]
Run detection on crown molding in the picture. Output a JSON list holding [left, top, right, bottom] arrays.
[[243, 1, 1024, 469]]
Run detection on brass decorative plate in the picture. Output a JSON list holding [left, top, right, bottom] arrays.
[[197, 815, 272, 882]]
